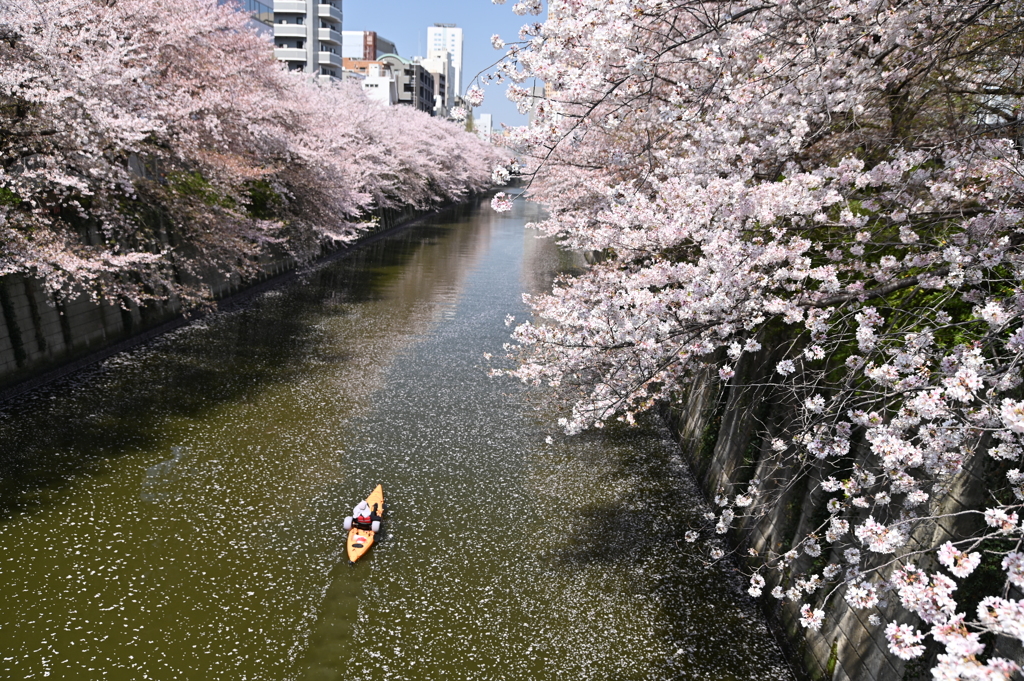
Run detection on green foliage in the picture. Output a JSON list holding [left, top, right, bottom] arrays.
[[697, 413, 721, 463], [826, 637, 839, 678], [0, 186, 21, 206], [167, 171, 234, 209], [958, 537, 1016, 618], [244, 180, 283, 220], [697, 385, 729, 465], [954, 537, 1015, 659]]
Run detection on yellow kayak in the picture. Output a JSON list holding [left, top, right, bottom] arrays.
[[347, 485, 384, 563]]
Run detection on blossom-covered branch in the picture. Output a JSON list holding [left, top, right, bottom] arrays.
[[491, 0, 1024, 676]]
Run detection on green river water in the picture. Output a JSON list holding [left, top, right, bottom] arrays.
[[0, 193, 793, 680]]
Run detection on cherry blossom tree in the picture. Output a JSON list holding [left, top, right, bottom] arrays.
[[0, 0, 498, 306], [492, 0, 1024, 676]]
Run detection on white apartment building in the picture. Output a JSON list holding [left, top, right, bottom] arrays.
[[272, 0, 344, 79], [361, 63, 399, 106], [426, 24, 463, 96]]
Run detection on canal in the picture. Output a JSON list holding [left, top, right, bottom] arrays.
[[0, 193, 793, 680]]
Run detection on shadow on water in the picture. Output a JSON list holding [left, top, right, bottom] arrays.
[[532, 416, 785, 680], [544, 423, 690, 565], [0, 209, 475, 522]]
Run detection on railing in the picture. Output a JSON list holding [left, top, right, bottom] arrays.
[[275, 24, 306, 39], [318, 51, 343, 69], [274, 47, 308, 62], [318, 28, 342, 46], [273, 0, 306, 13], [316, 3, 342, 24]]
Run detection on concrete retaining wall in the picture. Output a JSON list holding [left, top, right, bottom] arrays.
[[664, 345, 1022, 680], [0, 203, 438, 397]]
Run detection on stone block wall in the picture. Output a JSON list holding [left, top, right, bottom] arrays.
[[664, 345, 1020, 681]]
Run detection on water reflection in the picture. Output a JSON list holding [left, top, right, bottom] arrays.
[[139, 446, 192, 505]]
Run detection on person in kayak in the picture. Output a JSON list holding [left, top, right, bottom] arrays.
[[351, 501, 382, 531]]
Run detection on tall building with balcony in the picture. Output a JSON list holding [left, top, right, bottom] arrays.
[[273, 0, 343, 79], [426, 24, 463, 97]]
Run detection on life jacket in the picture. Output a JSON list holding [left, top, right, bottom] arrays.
[[355, 514, 372, 525]]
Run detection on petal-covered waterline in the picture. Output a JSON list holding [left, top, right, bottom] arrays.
[[0, 195, 791, 680]]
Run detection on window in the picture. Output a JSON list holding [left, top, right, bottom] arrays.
[[244, 0, 272, 15]]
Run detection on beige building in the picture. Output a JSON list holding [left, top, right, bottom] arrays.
[[415, 52, 453, 117], [427, 24, 463, 96], [380, 54, 436, 114]]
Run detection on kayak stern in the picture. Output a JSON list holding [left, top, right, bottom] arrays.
[[347, 484, 384, 563]]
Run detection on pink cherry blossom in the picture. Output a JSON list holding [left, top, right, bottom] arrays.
[[799, 604, 824, 631], [978, 597, 1024, 641], [466, 85, 486, 107], [488, 0, 1024, 674], [1001, 400, 1024, 433], [885, 622, 926, 660], [985, 509, 1019, 533], [1003, 553, 1024, 588], [0, 0, 500, 306], [855, 517, 905, 554], [490, 193, 514, 213], [844, 581, 879, 609], [937, 542, 982, 578], [748, 573, 765, 597]]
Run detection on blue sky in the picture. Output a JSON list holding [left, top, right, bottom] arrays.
[[342, 0, 543, 129]]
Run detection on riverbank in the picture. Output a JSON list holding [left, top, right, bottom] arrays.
[[0, 200, 478, 403]]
